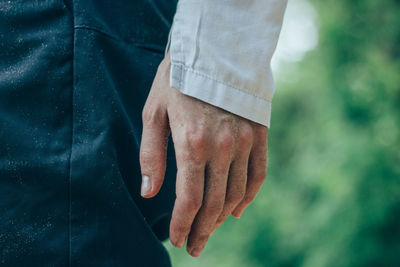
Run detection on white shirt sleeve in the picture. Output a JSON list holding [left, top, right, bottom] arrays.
[[165, 0, 287, 127]]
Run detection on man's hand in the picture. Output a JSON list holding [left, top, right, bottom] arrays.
[[139, 53, 268, 257]]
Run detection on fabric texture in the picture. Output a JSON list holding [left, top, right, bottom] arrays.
[[0, 0, 177, 266], [168, 0, 287, 127]]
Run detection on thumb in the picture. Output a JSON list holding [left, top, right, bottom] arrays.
[[140, 105, 170, 198]]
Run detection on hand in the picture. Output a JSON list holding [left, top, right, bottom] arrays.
[[139, 53, 268, 257]]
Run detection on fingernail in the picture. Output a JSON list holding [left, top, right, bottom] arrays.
[[141, 175, 152, 197], [177, 237, 185, 248], [232, 210, 243, 218], [191, 248, 203, 257]]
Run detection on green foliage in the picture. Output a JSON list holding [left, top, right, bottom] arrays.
[[166, 0, 400, 266]]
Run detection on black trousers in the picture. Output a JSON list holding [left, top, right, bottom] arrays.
[[0, 0, 178, 266]]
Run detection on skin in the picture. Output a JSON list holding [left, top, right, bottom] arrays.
[[139, 52, 268, 257]]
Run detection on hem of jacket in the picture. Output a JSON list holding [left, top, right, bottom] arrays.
[[170, 63, 271, 127]]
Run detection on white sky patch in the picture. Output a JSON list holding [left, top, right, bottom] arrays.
[[271, 0, 319, 74]]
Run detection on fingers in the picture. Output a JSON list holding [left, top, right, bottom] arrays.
[[186, 162, 230, 257], [213, 124, 253, 230], [232, 127, 268, 218], [185, 130, 233, 257], [169, 161, 205, 249], [139, 103, 170, 198], [169, 130, 207, 249], [213, 158, 248, 231]]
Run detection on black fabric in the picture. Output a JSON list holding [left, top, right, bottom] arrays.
[[0, 0, 178, 266]]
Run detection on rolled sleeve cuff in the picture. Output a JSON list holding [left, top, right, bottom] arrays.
[[170, 63, 272, 128]]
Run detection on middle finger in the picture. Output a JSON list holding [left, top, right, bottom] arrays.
[[186, 149, 232, 256]]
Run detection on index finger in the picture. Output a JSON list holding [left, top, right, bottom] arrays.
[[169, 137, 206, 248]]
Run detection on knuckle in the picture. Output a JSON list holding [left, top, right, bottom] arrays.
[[243, 194, 256, 204], [216, 130, 234, 151], [204, 199, 224, 216], [254, 125, 268, 142], [195, 234, 210, 243], [142, 104, 165, 125], [171, 223, 190, 236], [185, 129, 208, 152], [180, 130, 208, 163], [226, 190, 245, 205], [238, 124, 253, 146], [141, 105, 152, 122], [180, 193, 203, 212]]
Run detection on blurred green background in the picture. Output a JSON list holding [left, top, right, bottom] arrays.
[[165, 0, 400, 266]]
